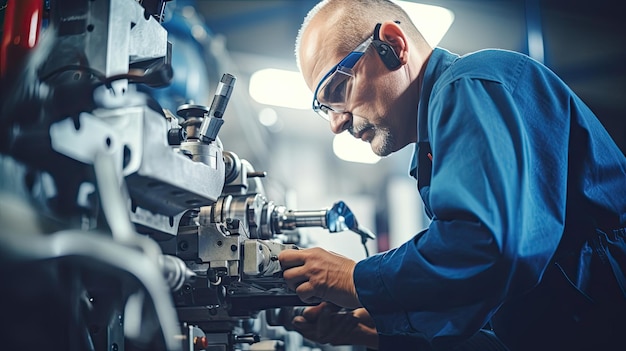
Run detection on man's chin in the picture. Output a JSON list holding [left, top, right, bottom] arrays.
[[370, 139, 393, 157]]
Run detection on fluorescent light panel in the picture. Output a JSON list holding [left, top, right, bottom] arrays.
[[249, 68, 310, 109], [333, 131, 381, 164], [395, 1, 455, 48]]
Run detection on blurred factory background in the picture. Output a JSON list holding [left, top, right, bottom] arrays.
[[152, 0, 625, 261]]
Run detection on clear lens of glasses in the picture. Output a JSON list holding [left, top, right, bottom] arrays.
[[314, 67, 355, 119]]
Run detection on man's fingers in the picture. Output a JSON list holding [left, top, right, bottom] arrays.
[[313, 310, 359, 345], [292, 315, 307, 325], [292, 305, 376, 347], [282, 266, 323, 303], [300, 303, 326, 321], [295, 281, 321, 303], [280, 250, 311, 292], [292, 319, 318, 341], [278, 248, 305, 269], [353, 307, 376, 328], [315, 305, 351, 342], [323, 313, 359, 343], [281, 264, 307, 281], [281, 265, 309, 290], [322, 302, 343, 313]]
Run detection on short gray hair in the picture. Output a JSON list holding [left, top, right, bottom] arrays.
[[294, 0, 425, 72]]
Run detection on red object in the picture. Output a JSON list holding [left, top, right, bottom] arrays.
[[193, 336, 209, 350], [1, 0, 43, 78]]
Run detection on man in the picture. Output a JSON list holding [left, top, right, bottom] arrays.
[[279, 0, 626, 350]]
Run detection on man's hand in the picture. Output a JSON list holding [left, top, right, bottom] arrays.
[[279, 247, 360, 308], [292, 302, 379, 349]]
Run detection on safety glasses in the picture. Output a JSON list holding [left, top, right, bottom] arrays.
[[312, 35, 373, 120]]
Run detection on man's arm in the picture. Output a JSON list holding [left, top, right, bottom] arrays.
[[356, 77, 566, 346]]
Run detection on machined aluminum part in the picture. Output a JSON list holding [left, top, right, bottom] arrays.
[[48, 0, 168, 95], [242, 240, 294, 277], [197, 209, 244, 278], [158, 254, 196, 291], [129, 206, 185, 237], [271, 206, 327, 233], [179, 140, 221, 169], [50, 105, 225, 218], [209, 193, 270, 240]]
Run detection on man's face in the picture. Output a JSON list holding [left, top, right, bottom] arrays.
[[300, 19, 414, 156]]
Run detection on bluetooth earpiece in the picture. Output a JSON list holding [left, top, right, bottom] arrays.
[[372, 22, 401, 70]]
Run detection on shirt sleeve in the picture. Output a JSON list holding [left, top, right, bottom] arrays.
[[354, 77, 567, 348]]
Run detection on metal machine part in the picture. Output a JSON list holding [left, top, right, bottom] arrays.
[[49, 92, 226, 217], [0, 1, 378, 350], [151, 148, 377, 348], [160, 254, 197, 292], [199, 73, 236, 143], [161, 149, 343, 292], [273, 200, 376, 240], [46, 0, 171, 95]]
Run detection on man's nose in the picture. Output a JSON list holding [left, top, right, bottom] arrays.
[[329, 111, 352, 134]]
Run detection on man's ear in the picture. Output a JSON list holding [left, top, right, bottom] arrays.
[[372, 21, 408, 70]]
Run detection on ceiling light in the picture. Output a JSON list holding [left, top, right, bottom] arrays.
[[393, 1, 455, 48], [258, 107, 284, 132], [258, 108, 278, 127], [249, 68, 311, 109], [333, 131, 381, 164]]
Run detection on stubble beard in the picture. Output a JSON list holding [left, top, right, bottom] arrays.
[[371, 128, 395, 157]]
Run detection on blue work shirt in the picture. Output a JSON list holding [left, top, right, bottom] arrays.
[[354, 48, 626, 350]]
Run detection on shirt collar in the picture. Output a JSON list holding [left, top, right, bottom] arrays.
[[409, 47, 460, 178]]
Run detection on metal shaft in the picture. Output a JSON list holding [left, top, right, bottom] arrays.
[[279, 210, 327, 231], [199, 73, 236, 143]]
